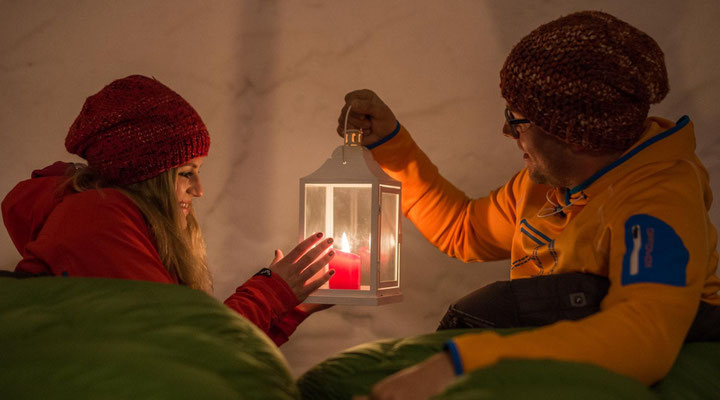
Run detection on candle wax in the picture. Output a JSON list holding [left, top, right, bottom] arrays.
[[328, 250, 361, 290]]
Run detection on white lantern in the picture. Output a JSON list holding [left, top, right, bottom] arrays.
[[300, 130, 402, 305]]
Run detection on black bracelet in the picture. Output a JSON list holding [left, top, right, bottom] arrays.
[[254, 268, 272, 278]]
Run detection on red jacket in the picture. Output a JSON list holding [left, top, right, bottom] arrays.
[[1, 162, 307, 346]]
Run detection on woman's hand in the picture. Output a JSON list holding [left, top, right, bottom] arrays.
[[337, 89, 398, 147], [269, 232, 335, 302], [296, 302, 334, 315]]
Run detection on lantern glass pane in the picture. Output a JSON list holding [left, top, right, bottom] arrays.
[[333, 185, 372, 290], [304, 184, 372, 291], [379, 190, 399, 285], [304, 185, 326, 238]]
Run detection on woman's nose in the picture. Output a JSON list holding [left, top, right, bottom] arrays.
[[189, 177, 203, 197]]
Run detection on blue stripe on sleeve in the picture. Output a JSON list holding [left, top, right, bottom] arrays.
[[444, 340, 464, 375], [366, 121, 401, 149]]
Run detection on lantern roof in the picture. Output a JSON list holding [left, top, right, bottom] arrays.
[[300, 143, 400, 186]]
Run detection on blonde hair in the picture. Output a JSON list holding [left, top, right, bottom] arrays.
[[71, 166, 212, 293]]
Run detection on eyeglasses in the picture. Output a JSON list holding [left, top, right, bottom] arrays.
[[504, 107, 531, 139]]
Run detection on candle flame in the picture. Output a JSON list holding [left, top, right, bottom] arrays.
[[341, 232, 350, 252]]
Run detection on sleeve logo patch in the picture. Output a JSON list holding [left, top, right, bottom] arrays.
[[621, 214, 688, 287]]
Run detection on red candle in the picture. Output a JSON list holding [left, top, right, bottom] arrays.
[[328, 250, 360, 290]]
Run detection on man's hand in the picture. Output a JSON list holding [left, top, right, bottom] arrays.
[[353, 352, 457, 400], [269, 233, 335, 302], [337, 89, 398, 147]]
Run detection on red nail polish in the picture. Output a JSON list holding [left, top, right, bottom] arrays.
[[327, 238, 333, 244], [316, 232, 323, 238], [329, 269, 336, 275], [329, 251, 335, 257]]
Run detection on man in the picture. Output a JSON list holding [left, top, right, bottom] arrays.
[[338, 11, 720, 400]]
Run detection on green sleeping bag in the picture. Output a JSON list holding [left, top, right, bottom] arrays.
[[298, 329, 720, 400], [0, 276, 299, 400]]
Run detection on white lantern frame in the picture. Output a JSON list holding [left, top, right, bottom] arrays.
[[299, 132, 402, 306]]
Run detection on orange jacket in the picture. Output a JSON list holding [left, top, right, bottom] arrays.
[[371, 116, 720, 385]]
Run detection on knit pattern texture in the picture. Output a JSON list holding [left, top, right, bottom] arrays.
[[65, 75, 210, 185], [500, 11, 669, 152]]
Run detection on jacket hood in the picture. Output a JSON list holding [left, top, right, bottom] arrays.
[[2, 162, 77, 257], [566, 116, 703, 200], [629, 116, 697, 166]]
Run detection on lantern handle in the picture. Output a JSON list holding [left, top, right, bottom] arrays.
[[343, 104, 352, 136], [342, 105, 363, 165], [343, 105, 363, 144]]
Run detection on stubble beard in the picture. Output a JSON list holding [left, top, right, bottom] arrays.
[[527, 161, 572, 189]]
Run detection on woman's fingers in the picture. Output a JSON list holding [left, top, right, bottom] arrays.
[[271, 249, 283, 265], [300, 249, 335, 282], [269, 233, 338, 301], [284, 232, 325, 263], [297, 237, 333, 268], [299, 268, 335, 300]]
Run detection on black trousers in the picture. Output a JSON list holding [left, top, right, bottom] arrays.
[[437, 272, 720, 342]]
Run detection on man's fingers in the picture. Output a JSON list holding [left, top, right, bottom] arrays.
[[347, 114, 371, 129], [285, 232, 325, 262], [343, 89, 377, 116], [347, 98, 374, 115], [339, 107, 372, 131], [344, 89, 374, 103]]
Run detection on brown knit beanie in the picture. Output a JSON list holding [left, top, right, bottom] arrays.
[[65, 75, 210, 185], [500, 11, 669, 153]]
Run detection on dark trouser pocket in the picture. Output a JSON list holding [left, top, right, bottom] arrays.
[[437, 272, 720, 343], [437, 273, 610, 331], [686, 301, 720, 342]]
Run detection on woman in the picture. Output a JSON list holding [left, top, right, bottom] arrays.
[[1, 75, 335, 345]]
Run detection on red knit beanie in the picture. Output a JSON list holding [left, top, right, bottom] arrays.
[[500, 11, 669, 153], [65, 75, 210, 185]]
